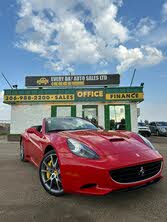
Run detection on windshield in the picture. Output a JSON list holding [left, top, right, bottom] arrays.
[[157, 122, 167, 126], [138, 122, 146, 127], [45, 117, 98, 132]]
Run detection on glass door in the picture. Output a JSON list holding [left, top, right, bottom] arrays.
[[82, 105, 98, 126], [109, 105, 126, 130], [109, 105, 131, 130], [105, 104, 131, 131]]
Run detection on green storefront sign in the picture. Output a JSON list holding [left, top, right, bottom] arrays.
[[3, 86, 144, 104]]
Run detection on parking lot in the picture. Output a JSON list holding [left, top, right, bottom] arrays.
[[0, 136, 166, 222]]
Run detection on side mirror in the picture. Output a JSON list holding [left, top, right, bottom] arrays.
[[27, 127, 42, 137], [27, 128, 39, 135], [27, 127, 37, 134]]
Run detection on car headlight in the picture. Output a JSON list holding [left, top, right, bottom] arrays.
[[138, 134, 157, 151], [67, 138, 99, 159]]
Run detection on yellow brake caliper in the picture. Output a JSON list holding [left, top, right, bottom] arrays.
[[46, 160, 52, 179]]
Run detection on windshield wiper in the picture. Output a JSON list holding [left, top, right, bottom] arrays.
[[47, 129, 67, 133], [67, 128, 97, 131]]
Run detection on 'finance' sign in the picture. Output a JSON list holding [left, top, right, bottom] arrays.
[[106, 93, 144, 100]]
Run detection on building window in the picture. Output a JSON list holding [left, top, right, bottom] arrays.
[[82, 105, 98, 126], [109, 105, 126, 130]]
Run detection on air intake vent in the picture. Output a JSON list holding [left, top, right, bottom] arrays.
[[109, 138, 125, 142], [80, 184, 97, 189], [110, 161, 162, 183]]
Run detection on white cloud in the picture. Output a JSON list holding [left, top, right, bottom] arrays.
[[16, 17, 32, 33], [15, 0, 165, 73], [95, 4, 129, 44], [135, 17, 156, 37], [114, 45, 143, 72], [46, 61, 74, 73], [162, 1, 167, 21], [140, 46, 165, 66], [32, 16, 56, 41], [115, 45, 165, 72], [16, 13, 57, 42], [17, 41, 47, 55], [56, 17, 101, 64], [83, 1, 128, 44], [18, 0, 32, 17]]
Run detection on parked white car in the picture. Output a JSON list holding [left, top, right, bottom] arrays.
[[138, 122, 151, 137]]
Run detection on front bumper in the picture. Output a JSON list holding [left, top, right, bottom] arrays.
[[60, 152, 163, 195]]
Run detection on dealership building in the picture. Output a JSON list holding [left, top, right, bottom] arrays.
[[3, 74, 144, 134]]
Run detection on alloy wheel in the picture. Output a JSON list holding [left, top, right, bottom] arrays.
[[39, 150, 64, 196]]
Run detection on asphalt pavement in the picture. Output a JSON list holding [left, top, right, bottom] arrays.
[[0, 136, 167, 222]]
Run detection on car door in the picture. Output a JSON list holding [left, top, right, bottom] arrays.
[[28, 129, 46, 166], [23, 130, 33, 158]]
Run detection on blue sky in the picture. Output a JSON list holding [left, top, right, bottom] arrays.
[[0, 0, 167, 121]]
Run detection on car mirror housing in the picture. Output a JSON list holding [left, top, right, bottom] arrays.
[[27, 127, 42, 137], [27, 127, 37, 133]]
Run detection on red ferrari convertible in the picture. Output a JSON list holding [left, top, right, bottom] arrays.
[[20, 117, 163, 196]]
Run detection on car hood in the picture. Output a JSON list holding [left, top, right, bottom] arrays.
[[59, 130, 152, 157]]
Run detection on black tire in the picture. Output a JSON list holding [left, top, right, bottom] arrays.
[[20, 140, 27, 162], [39, 150, 64, 196]]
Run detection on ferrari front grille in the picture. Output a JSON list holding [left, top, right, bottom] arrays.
[[110, 160, 162, 183]]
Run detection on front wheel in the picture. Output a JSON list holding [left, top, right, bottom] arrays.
[[39, 150, 64, 196]]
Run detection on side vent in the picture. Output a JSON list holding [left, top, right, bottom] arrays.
[[80, 184, 97, 189]]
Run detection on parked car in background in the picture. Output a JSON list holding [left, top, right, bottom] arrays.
[[149, 122, 167, 136], [138, 122, 151, 137]]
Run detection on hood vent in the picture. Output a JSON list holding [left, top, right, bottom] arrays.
[[109, 138, 125, 142]]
